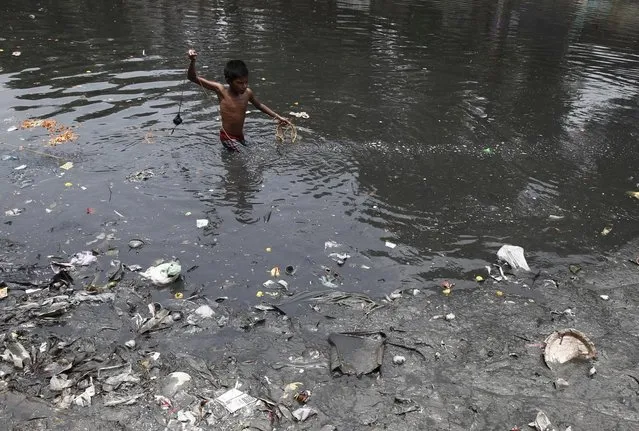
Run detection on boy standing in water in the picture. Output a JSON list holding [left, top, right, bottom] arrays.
[[187, 49, 291, 152]]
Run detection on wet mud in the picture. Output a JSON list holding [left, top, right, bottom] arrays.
[[1, 239, 639, 430]]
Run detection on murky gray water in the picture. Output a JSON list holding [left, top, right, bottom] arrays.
[[1, 0, 639, 302]]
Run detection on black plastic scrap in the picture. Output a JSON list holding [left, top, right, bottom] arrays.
[[328, 331, 386, 377]]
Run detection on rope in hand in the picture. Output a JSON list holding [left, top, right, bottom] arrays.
[[170, 70, 187, 135]]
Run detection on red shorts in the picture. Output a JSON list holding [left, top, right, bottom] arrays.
[[220, 129, 246, 152]]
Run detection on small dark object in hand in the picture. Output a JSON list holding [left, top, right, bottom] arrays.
[[173, 114, 183, 126]]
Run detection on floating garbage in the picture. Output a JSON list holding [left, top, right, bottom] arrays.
[[626, 191, 639, 200], [270, 266, 281, 277], [497, 244, 530, 271], [543, 329, 597, 370], [4, 208, 22, 217], [385, 241, 397, 249], [140, 261, 181, 285], [289, 111, 310, 119]]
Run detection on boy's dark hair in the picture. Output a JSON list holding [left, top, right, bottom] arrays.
[[224, 60, 249, 82]]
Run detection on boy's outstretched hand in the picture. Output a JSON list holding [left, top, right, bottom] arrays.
[[188, 49, 197, 61], [276, 115, 292, 126]]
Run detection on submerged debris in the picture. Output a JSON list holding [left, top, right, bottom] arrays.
[[328, 332, 386, 376]]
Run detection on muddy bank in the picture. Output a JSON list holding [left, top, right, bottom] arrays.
[[1, 238, 639, 430]]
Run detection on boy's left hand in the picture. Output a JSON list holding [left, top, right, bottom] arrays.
[[276, 115, 292, 126]]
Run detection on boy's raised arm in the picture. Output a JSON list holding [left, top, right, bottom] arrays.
[[187, 49, 224, 95]]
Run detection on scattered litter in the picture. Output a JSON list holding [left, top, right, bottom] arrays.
[[2, 341, 31, 368], [196, 219, 209, 228], [475, 275, 484, 282], [600, 295, 609, 300], [294, 390, 311, 404], [265, 247, 272, 252], [0, 286, 7, 300], [324, 240, 342, 249], [215, 387, 257, 413], [289, 111, 310, 119], [626, 191, 639, 200], [329, 332, 385, 376], [393, 355, 406, 365], [50, 374, 74, 391], [529, 410, 556, 431], [320, 275, 339, 288], [73, 379, 96, 407], [1, 154, 19, 160], [589, 366, 597, 377], [497, 244, 530, 271], [194, 304, 215, 319], [64, 182, 73, 187], [285, 265, 296, 275], [385, 241, 397, 249], [444, 313, 456, 321], [174, 292, 184, 299], [601, 226, 612, 236], [14, 164, 27, 170], [270, 266, 281, 277], [137, 304, 183, 333], [140, 261, 181, 285], [12, 51, 21, 56], [162, 371, 191, 397], [263, 280, 276, 288], [7, 126, 18, 132], [69, 251, 97, 266], [126, 169, 154, 182], [4, 208, 23, 216], [544, 329, 597, 370], [569, 264, 581, 274], [293, 407, 317, 421], [128, 239, 145, 249], [124, 340, 136, 348], [60, 161, 73, 170], [329, 252, 350, 266], [103, 393, 144, 407], [277, 279, 289, 289]]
